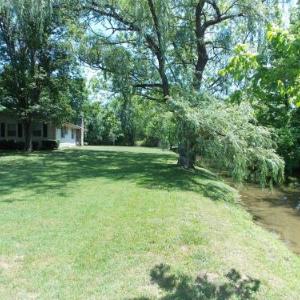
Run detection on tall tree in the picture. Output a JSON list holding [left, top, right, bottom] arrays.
[[0, 0, 77, 151], [80, 0, 274, 95], [78, 0, 284, 184], [221, 12, 300, 173]]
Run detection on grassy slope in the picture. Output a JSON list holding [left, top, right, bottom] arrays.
[[0, 146, 300, 299]]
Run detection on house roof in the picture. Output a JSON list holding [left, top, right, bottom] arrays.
[[63, 122, 82, 130], [0, 107, 82, 129]]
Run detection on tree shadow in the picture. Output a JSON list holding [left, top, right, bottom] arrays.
[[131, 264, 260, 300], [0, 148, 235, 203]]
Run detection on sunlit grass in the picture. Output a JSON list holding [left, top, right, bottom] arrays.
[[0, 146, 300, 299]]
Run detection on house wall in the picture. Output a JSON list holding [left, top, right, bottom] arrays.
[[0, 112, 81, 148], [0, 113, 56, 143], [56, 126, 79, 148]]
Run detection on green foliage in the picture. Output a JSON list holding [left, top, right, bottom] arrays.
[[0, 0, 84, 150], [79, 0, 277, 94], [170, 95, 284, 185], [84, 96, 176, 148], [142, 110, 176, 148], [0, 0, 288, 182], [41, 140, 59, 150], [77, 0, 284, 181], [84, 102, 123, 145], [219, 44, 259, 82], [110, 96, 137, 146], [221, 21, 300, 173]]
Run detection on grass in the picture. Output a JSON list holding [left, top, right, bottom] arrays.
[[0, 146, 300, 299]]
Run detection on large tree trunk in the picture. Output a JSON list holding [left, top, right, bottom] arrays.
[[147, 0, 170, 99], [177, 140, 196, 169], [23, 119, 33, 152], [193, 1, 208, 90]]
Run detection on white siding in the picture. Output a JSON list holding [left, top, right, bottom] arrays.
[[56, 127, 77, 148], [0, 112, 81, 148], [0, 113, 56, 142]]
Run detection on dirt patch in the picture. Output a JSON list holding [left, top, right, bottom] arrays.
[[197, 271, 220, 283], [0, 255, 23, 271], [0, 259, 11, 270]]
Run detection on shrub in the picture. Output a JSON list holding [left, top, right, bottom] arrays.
[[141, 136, 160, 147], [0, 140, 25, 150], [0, 140, 12, 150], [32, 141, 39, 151], [41, 140, 59, 150], [15, 141, 25, 150]]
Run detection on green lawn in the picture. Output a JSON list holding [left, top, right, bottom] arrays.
[[1, 146, 300, 299]]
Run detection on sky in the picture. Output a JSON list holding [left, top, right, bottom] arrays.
[[282, 0, 298, 25]]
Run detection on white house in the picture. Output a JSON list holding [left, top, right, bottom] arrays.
[[0, 108, 84, 148]]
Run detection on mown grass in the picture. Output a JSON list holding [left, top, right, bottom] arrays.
[[0, 146, 300, 299]]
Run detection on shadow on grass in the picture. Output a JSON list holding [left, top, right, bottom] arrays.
[[0, 148, 235, 202], [131, 264, 260, 300]]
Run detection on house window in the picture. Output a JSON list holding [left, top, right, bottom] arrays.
[[7, 124, 16, 137], [43, 123, 48, 138], [0, 123, 5, 137], [61, 127, 67, 138], [71, 129, 75, 139], [32, 123, 42, 137], [18, 123, 23, 138]]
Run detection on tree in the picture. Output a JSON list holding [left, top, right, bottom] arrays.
[[84, 101, 123, 145], [80, 0, 274, 96], [170, 94, 284, 184], [220, 18, 300, 173], [0, 0, 78, 151], [77, 0, 284, 184], [111, 95, 136, 146]]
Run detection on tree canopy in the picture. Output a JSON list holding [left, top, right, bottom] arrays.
[[221, 19, 300, 173], [0, 0, 86, 150], [77, 0, 286, 184]]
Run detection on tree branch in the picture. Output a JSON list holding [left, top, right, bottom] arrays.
[[204, 13, 244, 29], [133, 83, 163, 88]]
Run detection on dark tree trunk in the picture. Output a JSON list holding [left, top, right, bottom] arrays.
[[23, 119, 32, 152], [193, 1, 208, 90], [177, 141, 196, 169], [128, 133, 135, 146], [193, 42, 208, 90], [147, 0, 170, 98], [176, 1, 207, 167]]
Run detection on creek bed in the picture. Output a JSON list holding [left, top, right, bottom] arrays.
[[237, 184, 300, 255]]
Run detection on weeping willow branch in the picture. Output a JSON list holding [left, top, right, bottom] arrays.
[[169, 95, 284, 185]]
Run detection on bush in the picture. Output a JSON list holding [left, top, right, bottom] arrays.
[[0, 140, 12, 149], [141, 136, 160, 147], [0, 140, 25, 150], [0, 140, 59, 151], [32, 141, 39, 151], [0, 140, 11, 150], [41, 140, 59, 150], [15, 141, 25, 150]]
